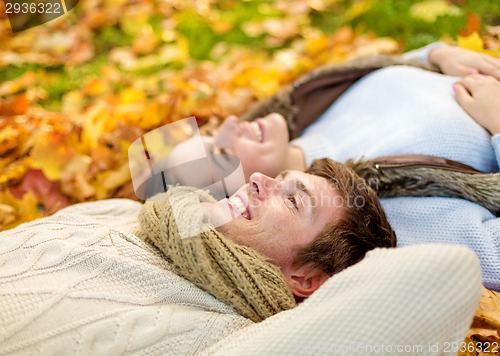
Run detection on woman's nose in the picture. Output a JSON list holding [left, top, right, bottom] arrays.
[[249, 172, 280, 200], [214, 116, 241, 148]]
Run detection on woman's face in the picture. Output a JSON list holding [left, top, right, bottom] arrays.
[[213, 113, 290, 181]]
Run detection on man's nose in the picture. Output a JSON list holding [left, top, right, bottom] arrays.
[[249, 172, 280, 200]]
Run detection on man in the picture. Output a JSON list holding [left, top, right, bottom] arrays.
[[138, 158, 396, 311], [0, 163, 481, 354]]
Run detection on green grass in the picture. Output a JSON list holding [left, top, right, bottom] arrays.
[[312, 0, 500, 51]]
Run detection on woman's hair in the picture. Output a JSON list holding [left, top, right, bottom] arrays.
[[295, 158, 397, 276]]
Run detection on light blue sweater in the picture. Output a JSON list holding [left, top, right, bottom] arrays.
[[292, 48, 500, 290]]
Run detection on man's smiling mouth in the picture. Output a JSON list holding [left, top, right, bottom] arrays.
[[229, 195, 251, 220]]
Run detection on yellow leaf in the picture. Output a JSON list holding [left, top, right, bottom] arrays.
[[0, 72, 36, 96], [61, 90, 85, 115], [94, 163, 131, 199], [458, 32, 484, 53], [140, 101, 163, 130], [83, 79, 109, 96], [344, 0, 373, 21], [0, 204, 16, 229], [81, 102, 110, 151], [0, 126, 19, 145], [0, 157, 32, 189], [410, 0, 461, 23], [63, 154, 92, 175], [119, 88, 146, 105], [210, 20, 234, 35], [0, 190, 43, 231], [119, 12, 148, 37], [31, 141, 73, 181], [306, 35, 329, 57]]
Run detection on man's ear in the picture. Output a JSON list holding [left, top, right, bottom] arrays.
[[285, 264, 330, 299]]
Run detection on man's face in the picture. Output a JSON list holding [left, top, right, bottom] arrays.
[[213, 169, 344, 276]]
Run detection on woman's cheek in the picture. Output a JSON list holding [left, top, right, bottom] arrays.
[[234, 143, 283, 178], [240, 153, 270, 178]]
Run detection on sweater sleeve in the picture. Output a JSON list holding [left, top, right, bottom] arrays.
[[401, 42, 449, 67], [204, 245, 482, 355], [492, 134, 500, 170]]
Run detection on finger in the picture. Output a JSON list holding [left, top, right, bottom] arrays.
[[455, 75, 484, 93], [486, 55, 500, 69], [451, 63, 479, 77], [453, 83, 474, 107], [476, 59, 500, 80]]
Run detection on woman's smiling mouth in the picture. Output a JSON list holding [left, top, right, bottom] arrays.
[[250, 121, 263, 142]]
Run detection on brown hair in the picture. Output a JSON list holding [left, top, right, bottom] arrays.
[[295, 158, 397, 276]]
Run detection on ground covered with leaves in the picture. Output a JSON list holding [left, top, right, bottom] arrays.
[[1, 0, 500, 351]]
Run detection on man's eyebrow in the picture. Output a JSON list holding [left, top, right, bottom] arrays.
[[294, 179, 317, 220], [277, 170, 317, 219], [276, 169, 317, 220]]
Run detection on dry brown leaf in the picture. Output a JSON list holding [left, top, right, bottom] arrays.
[[67, 37, 95, 66], [472, 287, 500, 330], [9, 169, 71, 214], [61, 172, 96, 201], [461, 287, 500, 355], [132, 25, 160, 55], [216, 88, 254, 116]]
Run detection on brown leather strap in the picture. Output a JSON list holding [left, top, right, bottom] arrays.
[[290, 68, 376, 138], [372, 154, 483, 174]]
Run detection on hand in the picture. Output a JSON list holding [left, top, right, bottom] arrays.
[[429, 46, 500, 79], [454, 74, 500, 135]]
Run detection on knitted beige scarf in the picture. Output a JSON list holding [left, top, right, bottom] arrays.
[[138, 186, 297, 322]]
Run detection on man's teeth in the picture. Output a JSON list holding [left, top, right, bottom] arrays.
[[230, 196, 250, 219], [250, 122, 263, 142]]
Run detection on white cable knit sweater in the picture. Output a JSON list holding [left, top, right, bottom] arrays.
[[0, 199, 482, 355], [0, 199, 252, 355]]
